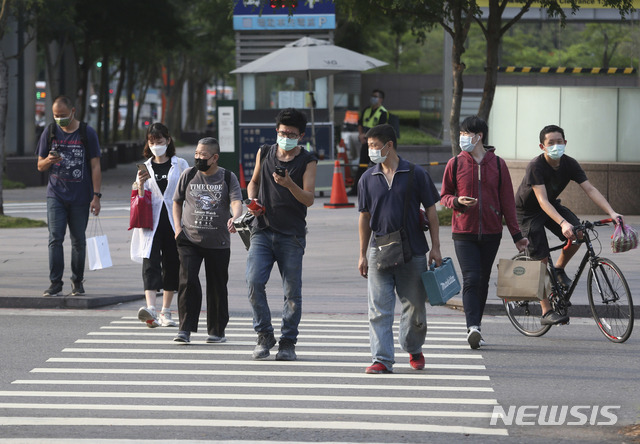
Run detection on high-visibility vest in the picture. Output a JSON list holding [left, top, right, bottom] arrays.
[[362, 105, 388, 130]]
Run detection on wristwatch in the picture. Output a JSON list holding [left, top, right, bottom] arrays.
[[94, 192, 102, 198]]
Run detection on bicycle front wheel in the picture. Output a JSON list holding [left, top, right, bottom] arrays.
[[587, 258, 634, 343], [503, 254, 552, 337]]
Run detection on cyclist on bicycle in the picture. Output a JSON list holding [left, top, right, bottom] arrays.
[[515, 125, 624, 326]]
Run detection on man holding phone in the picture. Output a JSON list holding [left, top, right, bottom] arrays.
[[245, 108, 317, 361], [36, 95, 102, 297]]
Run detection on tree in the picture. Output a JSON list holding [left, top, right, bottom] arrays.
[[341, 0, 635, 154], [0, 0, 40, 216]]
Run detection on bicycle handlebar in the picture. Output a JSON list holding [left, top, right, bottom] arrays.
[[561, 218, 615, 250]]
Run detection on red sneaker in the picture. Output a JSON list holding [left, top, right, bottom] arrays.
[[410, 352, 425, 370], [365, 362, 392, 374]]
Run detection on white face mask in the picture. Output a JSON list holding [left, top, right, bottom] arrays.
[[368, 143, 389, 164], [150, 144, 167, 157], [459, 134, 477, 152], [546, 144, 565, 160]]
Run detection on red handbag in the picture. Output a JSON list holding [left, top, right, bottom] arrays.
[[129, 189, 153, 230]]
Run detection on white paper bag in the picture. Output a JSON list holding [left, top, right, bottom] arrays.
[[87, 234, 112, 270]]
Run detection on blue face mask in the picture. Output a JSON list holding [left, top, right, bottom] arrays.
[[546, 144, 565, 160], [459, 134, 477, 152], [277, 136, 298, 151]]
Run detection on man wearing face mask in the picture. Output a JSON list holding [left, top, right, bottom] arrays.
[[348, 89, 390, 196], [245, 108, 318, 361], [358, 124, 442, 374], [515, 124, 623, 325], [172, 138, 243, 344], [441, 116, 527, 348], [36, 95, 102, 297]]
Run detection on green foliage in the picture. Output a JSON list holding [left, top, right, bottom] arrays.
[[463, 21, 638, 74], [437, 207, 453, 226], [2, 178, 26, 189], [397, 126, 441, 146], [0, 215, 47, 229], [336, 2, 443, 74], [394, 110, 420, 128]]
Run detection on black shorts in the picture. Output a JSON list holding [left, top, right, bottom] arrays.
[[517, 204, 579, 261]]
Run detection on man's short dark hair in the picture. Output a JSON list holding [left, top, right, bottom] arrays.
[[372, 89, 385, 100], [365, 124, 397, 149], [539, 125, 565, 144], [198, 137, 220, 155], [460, 115, 488, 145], [53, 95, 74, 109], [275, 108, 307, 134], [143, 122, 176, 159]]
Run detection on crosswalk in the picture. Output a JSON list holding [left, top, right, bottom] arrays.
[[0, 315, 508, 441]]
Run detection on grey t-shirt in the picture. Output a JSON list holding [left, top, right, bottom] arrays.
[[173, 167, 242, 249]]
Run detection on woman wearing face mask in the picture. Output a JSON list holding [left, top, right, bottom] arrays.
[[440, 116, 529, 349], [130, 122, 189, 328]]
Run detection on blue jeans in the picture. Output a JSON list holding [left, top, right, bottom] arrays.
[[454, 238, 501, 329], [367, 247, 428, 371], [246, 228, 306, 343], [47, 196, 90, 284]]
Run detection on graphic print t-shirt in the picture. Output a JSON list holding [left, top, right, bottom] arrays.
[[152, 159, 172, 194], [173, 167, 242, 249], [36, 123, 101, 204]]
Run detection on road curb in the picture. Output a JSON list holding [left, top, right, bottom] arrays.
[[0, 293, 143, 309]]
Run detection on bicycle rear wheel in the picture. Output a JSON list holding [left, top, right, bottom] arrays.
[[587, 258, 634, 343], [503, 254, 552, 337]]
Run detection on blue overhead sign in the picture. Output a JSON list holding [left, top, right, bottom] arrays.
[[233, 0, 336, 31]]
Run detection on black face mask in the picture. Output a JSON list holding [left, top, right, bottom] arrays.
[[194, 158, 210, 171]]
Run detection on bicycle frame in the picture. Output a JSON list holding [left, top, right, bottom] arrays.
[[545, 219, 613, 309]]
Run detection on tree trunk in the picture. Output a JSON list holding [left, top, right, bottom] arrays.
[[446, 3, 473, 156], [111, 56, 126, 142], [0, 53, 8, 215], [449, 38, 464, 157], [124, 58, 135, 140], [477, 16, 502, 125]]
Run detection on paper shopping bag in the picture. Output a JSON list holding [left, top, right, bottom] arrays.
[[496, 259, 546, 301], [87, 234, 113, 270], [421, 257, 461, 306]]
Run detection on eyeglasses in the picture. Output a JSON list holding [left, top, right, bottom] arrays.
[[277, 131, 300, 140]]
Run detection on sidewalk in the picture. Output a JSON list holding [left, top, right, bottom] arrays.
[[2, 146, 639, 318]]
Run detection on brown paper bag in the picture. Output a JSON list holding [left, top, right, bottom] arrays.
[[497, 259, 548, 301]]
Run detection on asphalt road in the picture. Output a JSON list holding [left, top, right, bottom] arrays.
[[0, 307, 638, 443]]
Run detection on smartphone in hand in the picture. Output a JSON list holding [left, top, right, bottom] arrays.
[[275, 166, 286, 177], [49, 150, 60, 158], [136, 163, 149, 175]]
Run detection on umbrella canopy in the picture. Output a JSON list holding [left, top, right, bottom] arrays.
[[230, 37, 387, 78], [231, 37, 387, 150]]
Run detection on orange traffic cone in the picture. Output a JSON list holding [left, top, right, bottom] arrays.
[[337, 138, 353, 187], [324, 160, 355, 209]]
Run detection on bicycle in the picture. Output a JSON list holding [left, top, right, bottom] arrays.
[[504, 218, 634, 343]]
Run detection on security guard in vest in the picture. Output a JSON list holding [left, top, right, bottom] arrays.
[[348, 89, 389, 195]]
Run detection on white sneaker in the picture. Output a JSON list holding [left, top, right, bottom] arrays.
[[159, 311, 177, 327], [467, 326, 483, 349], [137, 307, 160, 328]]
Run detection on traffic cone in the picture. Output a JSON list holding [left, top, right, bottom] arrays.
[[324, 160, 355, 209], [336, 138, 353, 186]]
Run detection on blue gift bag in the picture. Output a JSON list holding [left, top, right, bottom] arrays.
[[421, 257, 461, 306]]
